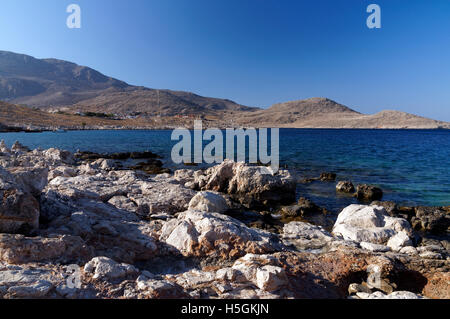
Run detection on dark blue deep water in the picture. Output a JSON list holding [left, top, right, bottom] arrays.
[[1, 129, 449, 212]]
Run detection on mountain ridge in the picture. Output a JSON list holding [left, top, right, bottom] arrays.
[[0, 50, 255, 116], [0, 51, 448, 129]]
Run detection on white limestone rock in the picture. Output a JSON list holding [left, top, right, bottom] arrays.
[[42, 148, 75, 165], [357, 291, 425, 299], [399, 246, 419, 256], [160, 211, 281, 259], [387, 231, 413, 252], [193, 160, 296, 208], [7, 280, 53, 298], [360, 242, 391, 252], [332, 205, 412, 245], [0, 264, 61, 298], [48, 166, 78, 181], [84, 257, 138, 280], [256, 265, 288, 292], [188, 191, 229, 213], [282, 221, 334, 250]]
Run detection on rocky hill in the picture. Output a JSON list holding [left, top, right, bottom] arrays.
[[235, 98, 359, 125], [0, 51, 254, 116], [60, 87, 255, 116], [235, 98, 450, 129]]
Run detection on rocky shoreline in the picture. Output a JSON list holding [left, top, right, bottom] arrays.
[[2, 125, 450, 133], [0, 141, 448, 299]]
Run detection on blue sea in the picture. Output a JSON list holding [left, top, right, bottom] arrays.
[[1, 129, 449, 212]]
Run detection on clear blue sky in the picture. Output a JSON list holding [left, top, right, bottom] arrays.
[[1, 0, 449, 120]]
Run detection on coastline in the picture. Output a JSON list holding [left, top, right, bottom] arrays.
[[0, 142, 448, 299], [2, 101, 450, 132], [2, 126, 450, 133], [1, 129, 449, 209]]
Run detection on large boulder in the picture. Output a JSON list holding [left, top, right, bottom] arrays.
[[40, 171, 162, 264], [45, 171, 195, 217], [42, 148, 75, 165], [192, 160, 296, 208], [0, 167, 47, 234], [188, 191, 229, 213], [0, 188, 39, 234], [39, 199, 159, 264], [159, 210, 282, 259], [8, 167, 48, 197], [332, 205, 413, 248], [137, 180, 196, 216]]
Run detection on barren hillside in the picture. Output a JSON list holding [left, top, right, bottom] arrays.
[[0, 51, 448, 130], [234, 98, 450, 129], [0, 51, 255, 116]]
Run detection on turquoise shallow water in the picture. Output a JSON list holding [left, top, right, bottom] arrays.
[[1, 129, 449, 211]]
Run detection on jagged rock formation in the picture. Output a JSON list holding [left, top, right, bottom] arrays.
[[0, 143, 448, 299]]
